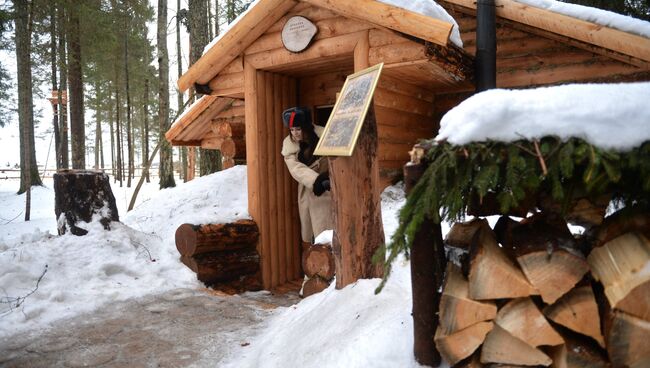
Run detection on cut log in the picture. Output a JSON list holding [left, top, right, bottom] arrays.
[[606, 310, 650, 368], [588, 207, 650, 248], [302, 277, 330, 298], [512, 213, 589, 304], [54, 170, 120, 236], [467, 192, 534, 218], [446, 218, 490, 250], [439, 263, 497, 334], [302, 243, 335, 281], [179, 248, 260, 285], [495, 298, 563, 348], [480, 324, 552, 366], [548, 339, 609, 368], [588, 232, 650, 320], [434, 321, 494, 366], [175, 220, 259, 257], [543, 285, 605, 347], [454, 351, 483, 368], [468, 225, 537, 300], [220, 137, 237, 158], [211, 120, 233, 138]]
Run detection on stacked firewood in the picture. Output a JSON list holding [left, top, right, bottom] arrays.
[[301, 242, 335, 297], [436, 210, 650, 367], [175, 219, 262, 292]]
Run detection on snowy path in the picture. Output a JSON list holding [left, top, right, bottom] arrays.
[[0, 288, 299, 367]]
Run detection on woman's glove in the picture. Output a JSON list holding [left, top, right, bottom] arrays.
[[313, 172, 331, 196]]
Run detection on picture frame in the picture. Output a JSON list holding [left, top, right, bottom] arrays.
[[314, 63, 384, 156]]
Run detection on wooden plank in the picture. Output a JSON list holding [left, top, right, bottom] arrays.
[[175, 98, 234, 142], [264, 73, 279, 288], [377, 123, 434, 144], [288, 78, 300, 280], [442, 0, 650, 62], [374, 87, 435, 117], [280, 75, 293, 282], [368, 28, 410, 48], [265, 2, 340, 34], [369, 41, 427, 66], [274, 74, 286, 285], [258, 71, 273, 289], [354, 30, 370, 70], [178, 0, 297, 92], [246, 16, 374, 55], [208, 72, 244, 92], [497, 49, 601, 71], [375, 105, 437, 129], [302, 0, 453, 46], [246, 31, 363, 70], [216, 105, 245, 119], [166, 95, 216, 142], [497, 60, 643, 88], [244, 61, 261, 272], [378, 75, 435, 103], [221, 56, 244, 74], [378, 141, 412, 162]]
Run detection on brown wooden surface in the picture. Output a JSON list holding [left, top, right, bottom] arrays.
[[468, 226, 537, 300], [435, 321, 494, 366], [606, 310, 650, 367], [548, 331, 609, 368], [329, 101, 384, 289], [53, 170, 119, 236], [480, 324, 552, 366], [174, 220, 259, 257], [495, 298, 563, 348], [445, 218, 490, 250], [179, 248, 260, 285], [543, 285, 605, 347], [302, 277, 330, 298], [302, 244, 335, 280]]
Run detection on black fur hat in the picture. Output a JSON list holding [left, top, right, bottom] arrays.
[[282, 106, 312, 129]]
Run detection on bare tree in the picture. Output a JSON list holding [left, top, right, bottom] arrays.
[[158, 0, 175, 188]]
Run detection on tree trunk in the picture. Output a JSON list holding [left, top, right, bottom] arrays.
[[57, 1, 69, 169], [109, 91, 115, 178], [123, 1, 133, 187], [180, 249, 260, 284], [328, 103, 384, 289], [50, 0, 61, 171], [176, 0, 186, 182], [67, 3, 85, 169], [143, 78, 150, 183], [115, 85, 123, 185], [54, 170, 120, 236], [94, 81, 102, 169], [158, 0, 175, 189]]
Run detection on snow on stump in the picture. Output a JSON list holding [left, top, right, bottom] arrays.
[[54, 170, 119, 236]]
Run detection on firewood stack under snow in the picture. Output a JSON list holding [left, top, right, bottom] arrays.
[[435, 211, 650, 367]]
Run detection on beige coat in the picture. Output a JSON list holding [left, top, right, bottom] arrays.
[[281, 126, 333, 242]]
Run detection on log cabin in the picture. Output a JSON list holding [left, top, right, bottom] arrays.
[[166, 0, 650, 290]]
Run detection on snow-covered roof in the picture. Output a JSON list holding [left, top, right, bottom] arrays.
[[515, 0, 650, 39], [436, 82, 650, 151]]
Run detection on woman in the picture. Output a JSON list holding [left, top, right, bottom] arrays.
[[281, 107, 332, 247]]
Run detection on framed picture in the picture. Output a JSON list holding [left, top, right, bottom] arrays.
[[314, 63, 384, 156]]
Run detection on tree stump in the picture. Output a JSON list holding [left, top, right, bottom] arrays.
[[54, 170, 119, 236]]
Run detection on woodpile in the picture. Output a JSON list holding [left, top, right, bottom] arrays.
[[434, 209, 650, 367], [301, 242, 335, 297], [175, 220, 262, 292]]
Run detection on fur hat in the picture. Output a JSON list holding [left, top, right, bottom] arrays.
[[282, 107, 312, 129]]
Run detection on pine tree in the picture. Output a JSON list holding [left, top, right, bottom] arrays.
[[158, 0, 176, 189]]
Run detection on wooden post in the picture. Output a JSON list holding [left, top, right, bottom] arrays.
[[187, 147, 196, 181], [405, 159, 446, 367], [328, 102, 384, 289]]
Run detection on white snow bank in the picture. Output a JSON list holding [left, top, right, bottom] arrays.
[[203, 0, 462, 56], [436, 82, 650, 151], [515, 0, 650, 39], [378, 0, 463, 47], [220, 182, 421, 368], [0, 166, 249, 338]]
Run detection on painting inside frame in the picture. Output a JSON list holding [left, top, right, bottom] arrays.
[[314, 63, 384, 156]]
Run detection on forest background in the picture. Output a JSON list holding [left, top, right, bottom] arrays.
[[0, 0, 647, 203]]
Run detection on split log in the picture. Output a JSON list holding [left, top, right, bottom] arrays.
[[439, 263, 497, 334], [606, 310, 650, 368], [302, 243, 335, 281], [512, 214, 589, 304], [467, 192, 534, 218], [495, 298, 563, 348], [468, 225, 537, 300], [454, 351, 483, 368], [543, 285, 605, 347], [445, 219, 490, 275], [538, 193, 609, 229], [548, 333, 609, 368], [302, 277, 330, 298], [480, 324, 552, 366], [53, 170, 119, 236], [588, 232, 650, 321], [175, 220, 259, 257], [434, 321, 494, 366], [588, 207, 650, 248], [180, 248, 260, 285]]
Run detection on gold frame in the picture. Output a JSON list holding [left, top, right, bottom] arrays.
[[314, 63, 384, 156]]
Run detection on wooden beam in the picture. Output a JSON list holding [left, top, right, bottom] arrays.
[[265, 72, 279, 288], [302, 0, 453, 46], [442, 0, 650, 63], [354, 30, 370, 70], [177, 0, 297, 92], [265, 2, 339, 34], [165, 95, 216, 142]]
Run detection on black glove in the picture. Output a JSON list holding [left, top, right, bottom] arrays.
[[313, 172, 330, 196]]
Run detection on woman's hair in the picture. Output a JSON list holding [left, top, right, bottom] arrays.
[[298, 126, 319, 166]]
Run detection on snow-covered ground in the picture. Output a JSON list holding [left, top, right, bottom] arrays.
[[0, 166, 429, 367]]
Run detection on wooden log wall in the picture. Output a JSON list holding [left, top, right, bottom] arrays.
[[245, 62, 300, 289]]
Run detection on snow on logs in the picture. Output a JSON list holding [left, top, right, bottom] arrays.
[[433, 210, 650, 367], [53, 170, 119, 236], [175, 220, 261, 290]]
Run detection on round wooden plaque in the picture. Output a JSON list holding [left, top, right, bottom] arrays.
[[281, 16, 318, 53]]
